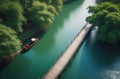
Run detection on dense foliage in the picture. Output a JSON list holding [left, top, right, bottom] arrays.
[[0, 0, 63, 58], [20, 0, 63, 28], [0, 0, 26, 32], [0, 0, 63, 33], [0, 24, 21, 58], [86, 2, 120, 44]]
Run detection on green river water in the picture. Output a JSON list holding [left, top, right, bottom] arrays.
[[1, 0, 120, 79]]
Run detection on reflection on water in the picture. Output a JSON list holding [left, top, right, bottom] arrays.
[[0, 0, 86, 79], [60, 26, 120, 79], [1, 0, 120, 79], [88, 26, 98, 45]]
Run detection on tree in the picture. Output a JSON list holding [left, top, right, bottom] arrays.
[[51, 0, 63, 12], [19, 0, 33, 10], [26, 1, 57, 28], [40, 0, 63, 12], [86, 2, 120, 44], [0, 0, 26, 32], [19, 0, 62, 28], [0, 24, 21, 58]]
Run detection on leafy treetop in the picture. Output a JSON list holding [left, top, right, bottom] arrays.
[[0, 24, 21, 58], [86, 2, 120, 44]]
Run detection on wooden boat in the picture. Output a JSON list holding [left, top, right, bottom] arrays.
[[21, 38, 39, 53], [0, 38, 39, 64]]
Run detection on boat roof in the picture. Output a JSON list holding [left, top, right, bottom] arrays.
[[31, 38, 36, 41]]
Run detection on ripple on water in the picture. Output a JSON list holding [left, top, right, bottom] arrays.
[[102, 70, 120, 79]]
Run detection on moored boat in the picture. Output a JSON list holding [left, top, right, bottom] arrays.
[[21, 38, 39, 53]]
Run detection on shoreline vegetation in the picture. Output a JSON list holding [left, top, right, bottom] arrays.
[[0, 27, 45, 69], [0, 0, 76, 69], [0, 0, 120, 69], [0, 0, 63, 68], [86, 0, 120, 44]]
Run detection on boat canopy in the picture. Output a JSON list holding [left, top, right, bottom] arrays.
[[31, 38, 36, 41]]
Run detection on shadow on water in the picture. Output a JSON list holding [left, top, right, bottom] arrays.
[[86, 27, 120, 67], [60, 27, 120, 79], [0, 56, 30, 79], [33, 0, 84, 53]]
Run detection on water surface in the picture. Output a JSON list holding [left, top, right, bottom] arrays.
[[60, 26, 120, 79], [0, 0, 93, 79]]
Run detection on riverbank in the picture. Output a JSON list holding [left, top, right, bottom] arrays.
[[0, 0, 91, 79], [0, 27, 45, 70]]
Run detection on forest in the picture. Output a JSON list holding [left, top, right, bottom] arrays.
[[0, 0, 120, 59], [0, 0, 66, 59], [86, 0, 120, 44], [0, 0, 75, 60]]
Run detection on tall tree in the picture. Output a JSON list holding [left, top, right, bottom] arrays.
[[0, 0, 26, 32], [51, 0, 63, 12], [19, 0, 62, 28], [22, 1, 58, 28], [40, 0, 63, 12], [0, 24, 21, 58], [86, 2, 120, 44]]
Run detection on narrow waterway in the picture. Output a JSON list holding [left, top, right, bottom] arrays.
[[0, 0, 94, 79], [1, 0, 120, 79]]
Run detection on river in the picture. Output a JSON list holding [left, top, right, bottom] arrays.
[[59, 1, 120, 79], [0, 0, 120, 79], [60, 25, 120, 79]]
